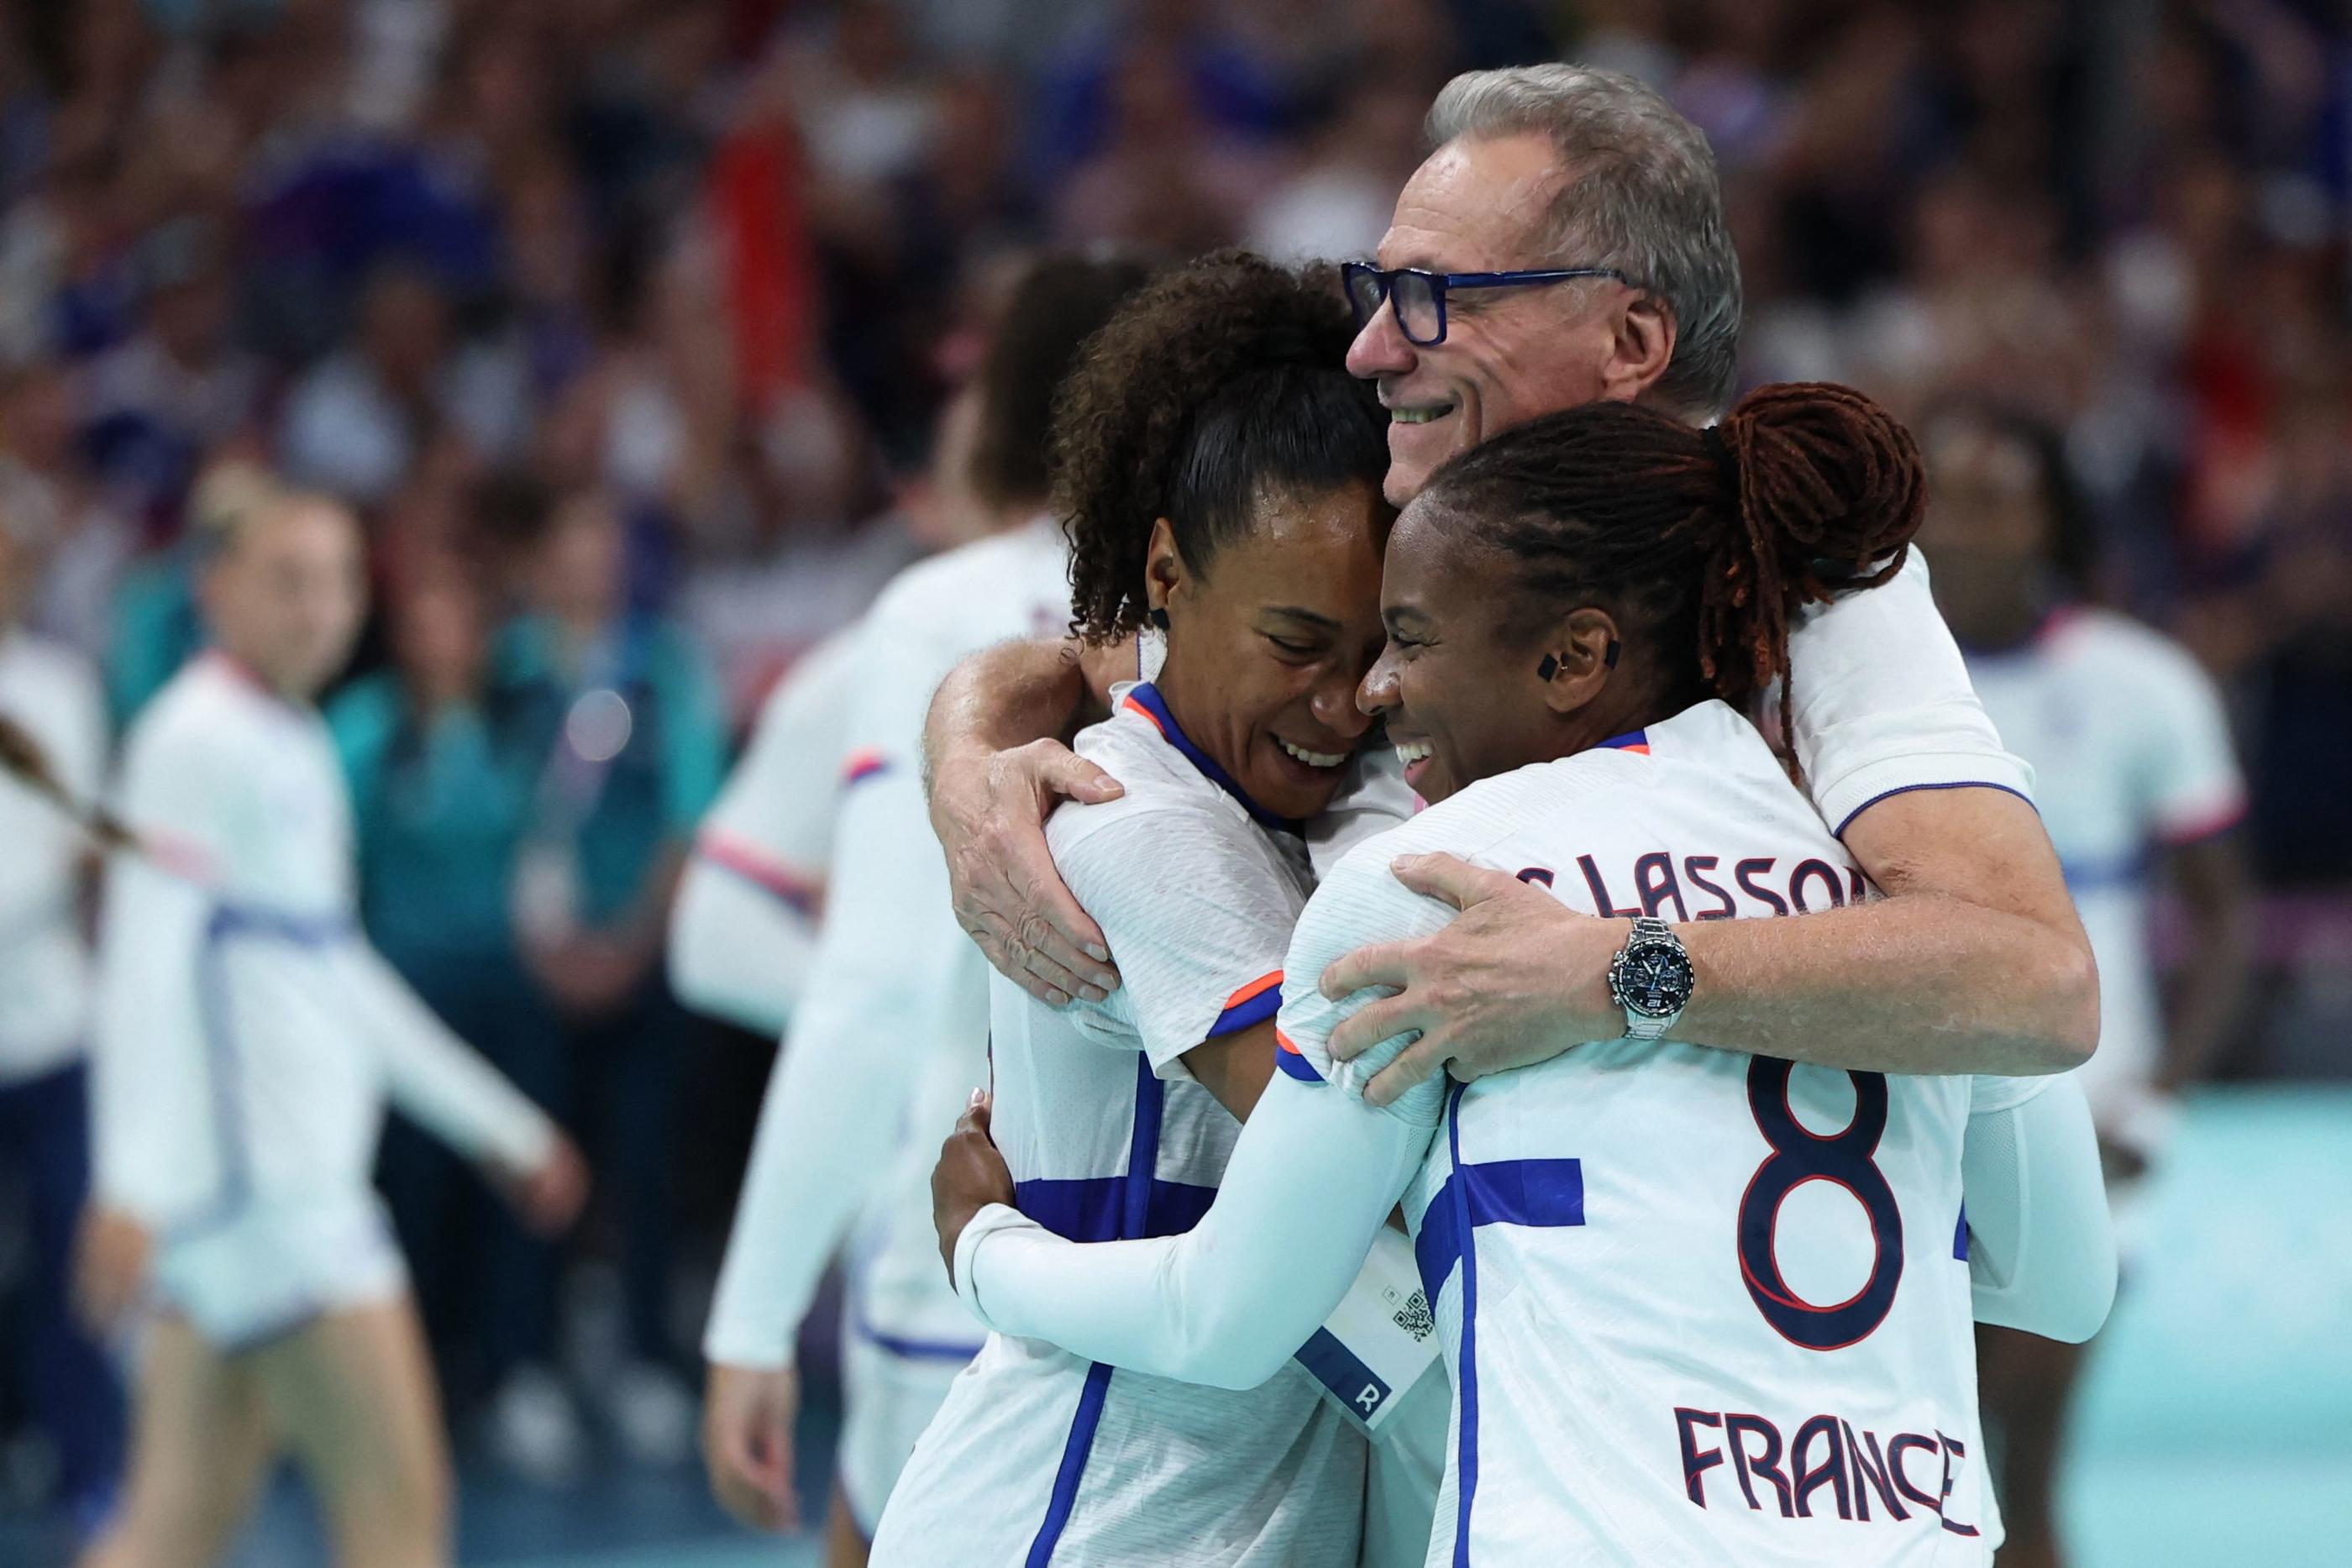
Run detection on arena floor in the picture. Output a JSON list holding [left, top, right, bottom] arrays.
[[5, 1088, 2345, 1568]]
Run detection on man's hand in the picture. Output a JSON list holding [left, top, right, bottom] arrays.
[[930, 738, 1125, 1006], [1320, 854, 1620, 1108], [702, 1361, 801, 1532], [933, 1091, 1016, 1284], [72, 1204, 152, 1336], [489, 1133, 591, 1238]]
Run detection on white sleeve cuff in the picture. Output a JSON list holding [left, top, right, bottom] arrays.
[[954, 1202, 1042, 1333], [699, 1324, 797, 1373], [1822, 749, 2039, 840]]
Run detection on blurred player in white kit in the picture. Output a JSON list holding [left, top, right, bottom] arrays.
[[693, 252, 1152, 1563], [935, 388, 2118, 1566], [0, 466, 124, 1538], [1919, 402, 2256, 1568], [73, 480, 587, 1568]]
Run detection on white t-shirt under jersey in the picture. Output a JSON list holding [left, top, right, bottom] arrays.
[[1963, 606, 2244, 1130], [0, 630, 105, 1086], [957, 701, 2118, 1567], [871, 681, 1366, 1568]]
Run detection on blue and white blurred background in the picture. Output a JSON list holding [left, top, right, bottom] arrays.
[[0, 2, 2348, 1565]]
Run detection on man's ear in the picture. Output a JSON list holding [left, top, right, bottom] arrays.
[[1601, 292, 1677, 407], [1535, 606, 1621, 716]]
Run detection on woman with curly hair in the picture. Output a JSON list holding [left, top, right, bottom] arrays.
[[869, 252, 1413, 1566], [932, 385, 2117, 1566]]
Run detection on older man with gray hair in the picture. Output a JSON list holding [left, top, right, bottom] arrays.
[[926, 62, 2093, 1094]]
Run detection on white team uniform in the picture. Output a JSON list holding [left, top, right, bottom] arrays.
[[872, 682, 1374, 1568], [1962, 607, 2245, 1156], [669, 624, 864, 1036], [702, 519, 1077, 1532], [0, 630, 106, 1090], [953, 700, 2117, 1567], [94, 655, 556, 1350]]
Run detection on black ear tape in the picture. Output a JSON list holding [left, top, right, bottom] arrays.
[[1538, 640, 1622, 680]]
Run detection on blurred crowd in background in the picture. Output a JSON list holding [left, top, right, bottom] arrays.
[[0, 0, 2347, 1517]]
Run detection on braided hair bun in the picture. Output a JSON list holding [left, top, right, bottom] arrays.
[[1418, 381, 1926, 743]]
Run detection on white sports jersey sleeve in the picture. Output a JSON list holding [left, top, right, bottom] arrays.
[[2131, 636, 2245, 842], [1788, 548, 2037, 835], [334, 941, 555, 1173], [701, 766, 967, 1368], [1962, 1073, 2116, 1342], [91, 748, 218, 1225], [670, 627, 861, 1035], [957, 847, 1449, 1387], [1050, 798, 1304, 1073]]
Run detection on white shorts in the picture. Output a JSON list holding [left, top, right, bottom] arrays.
[[155, 1187, 408, 1353], [837, 1318, 976, 1538]]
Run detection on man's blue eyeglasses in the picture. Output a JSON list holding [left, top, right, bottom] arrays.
[[1341, 260, 1634, 347]]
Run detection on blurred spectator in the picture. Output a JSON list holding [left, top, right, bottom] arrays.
[[0, 454, 122, 1538], [79, 217, 265, 519], [497, 483, 725, 1466], [0, 368, 138, 663], [328, 535, 577, 1479]]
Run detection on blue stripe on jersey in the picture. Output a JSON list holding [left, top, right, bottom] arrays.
[[2061, 852, 2148, 894], [1012, 1175, 1219, 1242], [1411, 1157, 1587, 1308], [853, 1308, 984, 1364], [1210, 980, 1283, 1036], [1446, 1085, 1480, 1567], [182, 905, 359, 1240], [1273, 1046, 1324, 1083], [1953, 1204, 1970, 1261], [1028, 1362, 1113, 1568], [1026, 1055, 1174, 1564]]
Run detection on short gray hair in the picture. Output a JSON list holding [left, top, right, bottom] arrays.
[[1425, 63, 1741, 420]]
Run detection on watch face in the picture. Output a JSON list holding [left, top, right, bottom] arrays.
[[1616, 944, 1693, 1018]]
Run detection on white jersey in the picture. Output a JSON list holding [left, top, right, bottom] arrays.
[[872, 683, 1366, 1568], [92, 655, 554, 1234], [670, 624, 863, 1036], [954, 701, 2117, 1567], [0, 630, 105, 1086], [1963, 608, 2244, 1129], [1288, 704, 2001, 1565], [704, 519, 1074, 1386], [1779, 548, 2035, 833]]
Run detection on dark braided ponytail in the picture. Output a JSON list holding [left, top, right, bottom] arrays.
[[1054, 250, 1389, 644], [1418, 381, 1926, 748]]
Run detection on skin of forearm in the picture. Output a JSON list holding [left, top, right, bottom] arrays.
[[1675, 892, 2099, 1075], [919, 637, 1091, 801]]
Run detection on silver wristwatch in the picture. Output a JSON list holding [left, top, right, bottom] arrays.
[[1607, 915, 1694, 1040]]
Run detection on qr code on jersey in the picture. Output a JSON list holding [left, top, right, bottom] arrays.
[[1391, 1290, 1436, 1342]]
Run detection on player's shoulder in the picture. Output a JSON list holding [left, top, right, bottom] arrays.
[[0, 632, 103, 737], [866, 519, 1064, 631], [1048, 701, 1262, 865], [2044, 606, 2199, 681]]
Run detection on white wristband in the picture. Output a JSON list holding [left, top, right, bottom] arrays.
[[953, 1202, 1041, 1331]]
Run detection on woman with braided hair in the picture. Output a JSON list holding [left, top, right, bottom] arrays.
[[933, 383, 2117, 1567]]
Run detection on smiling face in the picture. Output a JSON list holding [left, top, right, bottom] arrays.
[[1357, 499, 1565, 802], [1347, 133, 1651, 506], [1149, 480, 1393, 821]]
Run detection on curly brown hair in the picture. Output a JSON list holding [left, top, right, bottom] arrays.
[[1418, 382, 1927, 745], [1052, 250, 1389, 644]]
